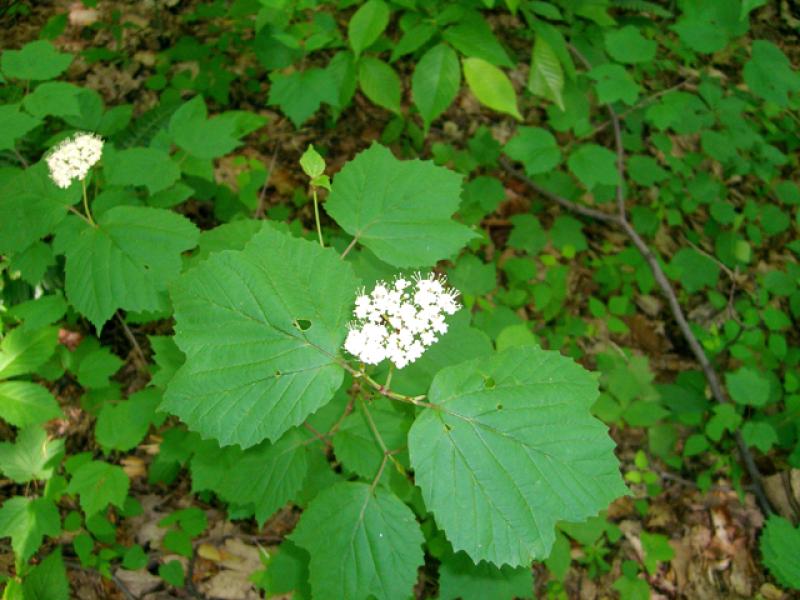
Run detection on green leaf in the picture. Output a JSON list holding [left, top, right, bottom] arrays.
[[604, 26, 657, 64], [259, 540, 311, 599], [504, 127, 561, 175], [57, 206, 199, 331], [77, 346, 123, 389], [408, 346, 627, 566], [463, 58, 521, 120], [528, 37, 564, 110], [0, 496, 61, 562], [1, 40, 72, 80], [268, 68, 337, 128], [628, 155, 669, 186], [567, 144, 620, 189], [439, 549, 533, 600], [104, 147, 181, 194], [333, 402, 411, 482], [191, 429, 310, 525], [291, 482, 424, 600], [162, 226, 357, 448], [67, 460, 130, 517], [587, 64, 639, 105], [743, 40, 800, 107], [159, 560, 185, 587], [10, 240, 55, 285], [348, 0, 390, 57], [95, 388, 161, 452], [300, 144, 326, 179], [669, 248, 720, 294], [22, 82, 83, 118], [0, 382, 62, 428], [0, 325, 58, 380], [671, 3, 746, 54], [0, 427, 64, 483], [358, 57, 402, 114], [22, 549, 69, 600], [0, 162, 78, 254], [725, 367, 770, 407], [0, 104, 41, 151], [325, 143, 475, 267], [391, 22, 437, 62], [741, 421, 777, 453], [640, 532, 674, 574], [168, 96, 266, 159], [412, 44, 461, 131], [761, 515, 800, 589], [442, 12, 513, 68]]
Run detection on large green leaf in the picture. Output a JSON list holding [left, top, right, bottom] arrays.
[[162, 226, 357, 448], [0, 496, 61, 562], [463, 58, 521, 120], [348, 0, 390, 57], [0, 427, 64, 483], [0, 162, 79, 254], [0, 382, 62, 428], [412, 44, 461, 131], [56, 206, 199, 330], [291, 482, 424, 600], [191, 428, 310, 525], [408, 346, 628, 567], [761, 515, 800, 589], [325, 143, 475, 267]]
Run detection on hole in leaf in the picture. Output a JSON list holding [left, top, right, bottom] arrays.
[[275, 370, 282, 378], [444, 424, 452, 432], [483, 376, 495, 389], [294, 319, 312, 331], [496, 403, 503, 410]]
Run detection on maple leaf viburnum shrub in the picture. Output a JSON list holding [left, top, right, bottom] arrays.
[[157, 143, 629, 599]]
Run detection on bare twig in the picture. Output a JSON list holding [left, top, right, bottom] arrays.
[[500, 158, 620, 224], [340, 235, 359, 260], [116, 311, 148, 372], [254, 146, 279, 219], [504, 43, 774, 516]]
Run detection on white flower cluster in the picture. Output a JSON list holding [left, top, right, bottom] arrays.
[[46, 132, 104, 189], [344, 274, 460, 369]]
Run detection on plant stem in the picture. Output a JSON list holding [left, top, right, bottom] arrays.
[[82, 179, 96, 226], [312, 187, 324, 247]]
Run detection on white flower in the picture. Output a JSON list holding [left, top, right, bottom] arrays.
[[343, 273, 461, 369], [46, 132, 104, 189]]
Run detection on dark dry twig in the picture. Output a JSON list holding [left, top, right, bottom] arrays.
[[504, 44, 773, 516]]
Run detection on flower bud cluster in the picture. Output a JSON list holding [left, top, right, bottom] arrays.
[[344, 273, 460, 369], [46, 132, 104, 189]]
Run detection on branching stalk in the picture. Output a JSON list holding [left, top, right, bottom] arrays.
[[501, 43, 774, 516]]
